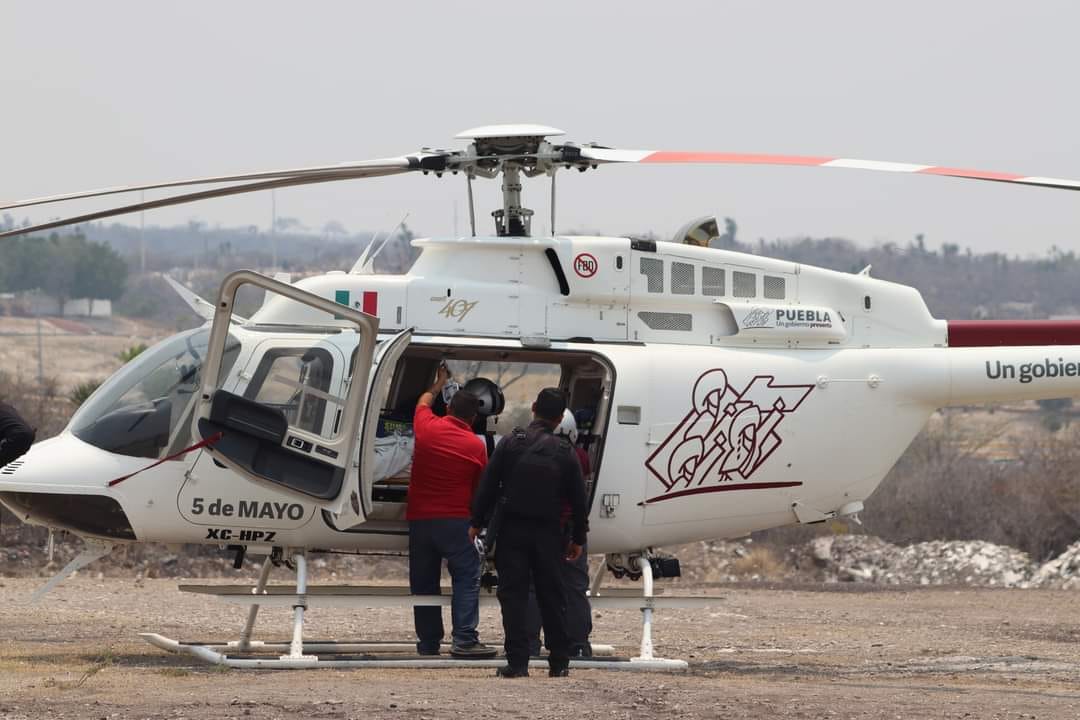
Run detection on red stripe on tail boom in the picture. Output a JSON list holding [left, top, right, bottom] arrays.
[[948, 320, 1080, 347]]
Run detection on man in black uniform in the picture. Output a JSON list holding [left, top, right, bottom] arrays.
[[469, 387, 587, 678], [0, 402, 34, 468]]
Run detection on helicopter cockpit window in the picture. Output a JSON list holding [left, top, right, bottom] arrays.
[[640, 257, 664, 293], [70, 327, 241, 460], [243, 347, 335, 436]]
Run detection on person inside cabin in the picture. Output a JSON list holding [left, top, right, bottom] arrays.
[[406, 363, 498, 658], [0, 401, 34, 469]]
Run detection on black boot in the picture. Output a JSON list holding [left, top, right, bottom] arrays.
[[548, 658, 570, 677]]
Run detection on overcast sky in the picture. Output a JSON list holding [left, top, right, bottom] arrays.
[[3, 1, 1079, 255]]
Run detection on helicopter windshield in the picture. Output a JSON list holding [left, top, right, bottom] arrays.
[[70, 327, 241, 460]]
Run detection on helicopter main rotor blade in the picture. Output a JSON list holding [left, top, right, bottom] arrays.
[[0, 156, 418, 212], [0, 167, 408, 239], [578, 148, 1080, 192]]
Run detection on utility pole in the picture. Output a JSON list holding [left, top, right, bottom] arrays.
[[271, 189, 277, 270], [139, 190, 146, 273], [36, 314, 43, 387]]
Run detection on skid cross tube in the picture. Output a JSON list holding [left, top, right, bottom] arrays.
[[140, 560, 722, 670]]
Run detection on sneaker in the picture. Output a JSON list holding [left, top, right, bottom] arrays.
[[495, 665, 529, 678], [450, 641, 498, 658], [549, 667, 570, 678]]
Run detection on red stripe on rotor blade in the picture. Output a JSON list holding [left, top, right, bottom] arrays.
[[362, 291, 378, 316], [948, 320, 1080, 347], [918, 167, 1024, 181], [640, 152, 834, 166]]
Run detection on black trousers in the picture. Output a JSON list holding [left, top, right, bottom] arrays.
[[526, 538, 592, 657], [495, 516, 569, 671]]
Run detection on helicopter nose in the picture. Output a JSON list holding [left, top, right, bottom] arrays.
[[0, 433, 143, 540]]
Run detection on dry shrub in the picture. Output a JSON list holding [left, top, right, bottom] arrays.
[[858, 422, 1080, 562], [746, 417, 1080, 563], [728, 546, 785, 578], [0, 370, 71, 439]]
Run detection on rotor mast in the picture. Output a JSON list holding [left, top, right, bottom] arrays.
[[494, 162, 532, 237], [454, 124, 578, 238]]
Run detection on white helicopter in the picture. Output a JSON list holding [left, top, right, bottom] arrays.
[[2, 124, 1080, 670]]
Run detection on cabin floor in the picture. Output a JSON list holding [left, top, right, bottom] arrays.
[[2, 576, 1079, 718]]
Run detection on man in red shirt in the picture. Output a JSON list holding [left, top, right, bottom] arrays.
[[407, 364, 496, 658]]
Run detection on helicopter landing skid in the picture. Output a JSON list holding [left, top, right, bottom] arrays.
[[141, 550, 719, 671]]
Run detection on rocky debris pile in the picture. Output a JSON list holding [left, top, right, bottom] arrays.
[[672, 534, 1042, 587], [1027, 540, 1080, 589], [1, 523, 410, 580], [789, 535, 1034, 587], [628, 535, 1044, 587], [9, 515, 1080, 590]]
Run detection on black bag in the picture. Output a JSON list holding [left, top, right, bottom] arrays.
[[483, 427, 533, 556]]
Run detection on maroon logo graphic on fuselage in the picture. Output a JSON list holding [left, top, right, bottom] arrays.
[[644, 369, 814, 504]]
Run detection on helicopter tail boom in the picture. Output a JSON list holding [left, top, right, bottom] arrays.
[[938, 344, 1080, 406]]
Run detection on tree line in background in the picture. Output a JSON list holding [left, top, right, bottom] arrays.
[[75, 214, 1080, 322], [0, 231, 128, 314], [699, 218, 1080, 320], [6, 214, 1080, 324]]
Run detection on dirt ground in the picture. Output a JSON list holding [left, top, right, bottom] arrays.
[[0, 315, 169, 393], [1, 578, 1079, 719]]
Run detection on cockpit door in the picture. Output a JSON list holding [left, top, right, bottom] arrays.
[[329, 328, 413, 530], [194, 270, 379, 512]]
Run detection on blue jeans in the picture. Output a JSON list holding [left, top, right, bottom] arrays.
[[409, 518, 481, 652]]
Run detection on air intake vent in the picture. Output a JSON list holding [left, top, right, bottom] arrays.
[[0, 460, 24, 476], [638, 311, 692, 332]]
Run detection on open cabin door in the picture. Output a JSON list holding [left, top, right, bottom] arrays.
[[329, 328, 413, 530], [194, 271, 379, 513]]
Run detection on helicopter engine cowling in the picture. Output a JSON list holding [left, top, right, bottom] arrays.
[[722, 303, 848, 345]]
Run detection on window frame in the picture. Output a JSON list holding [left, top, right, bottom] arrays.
[[243, 346, 336, 437]]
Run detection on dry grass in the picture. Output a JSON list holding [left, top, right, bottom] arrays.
[[728, 547, 785, 578]]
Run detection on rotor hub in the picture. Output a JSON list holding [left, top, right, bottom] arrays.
[[448, 125, 584, 237]]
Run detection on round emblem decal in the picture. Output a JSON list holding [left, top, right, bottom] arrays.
[[573, 252, 598, 278]]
